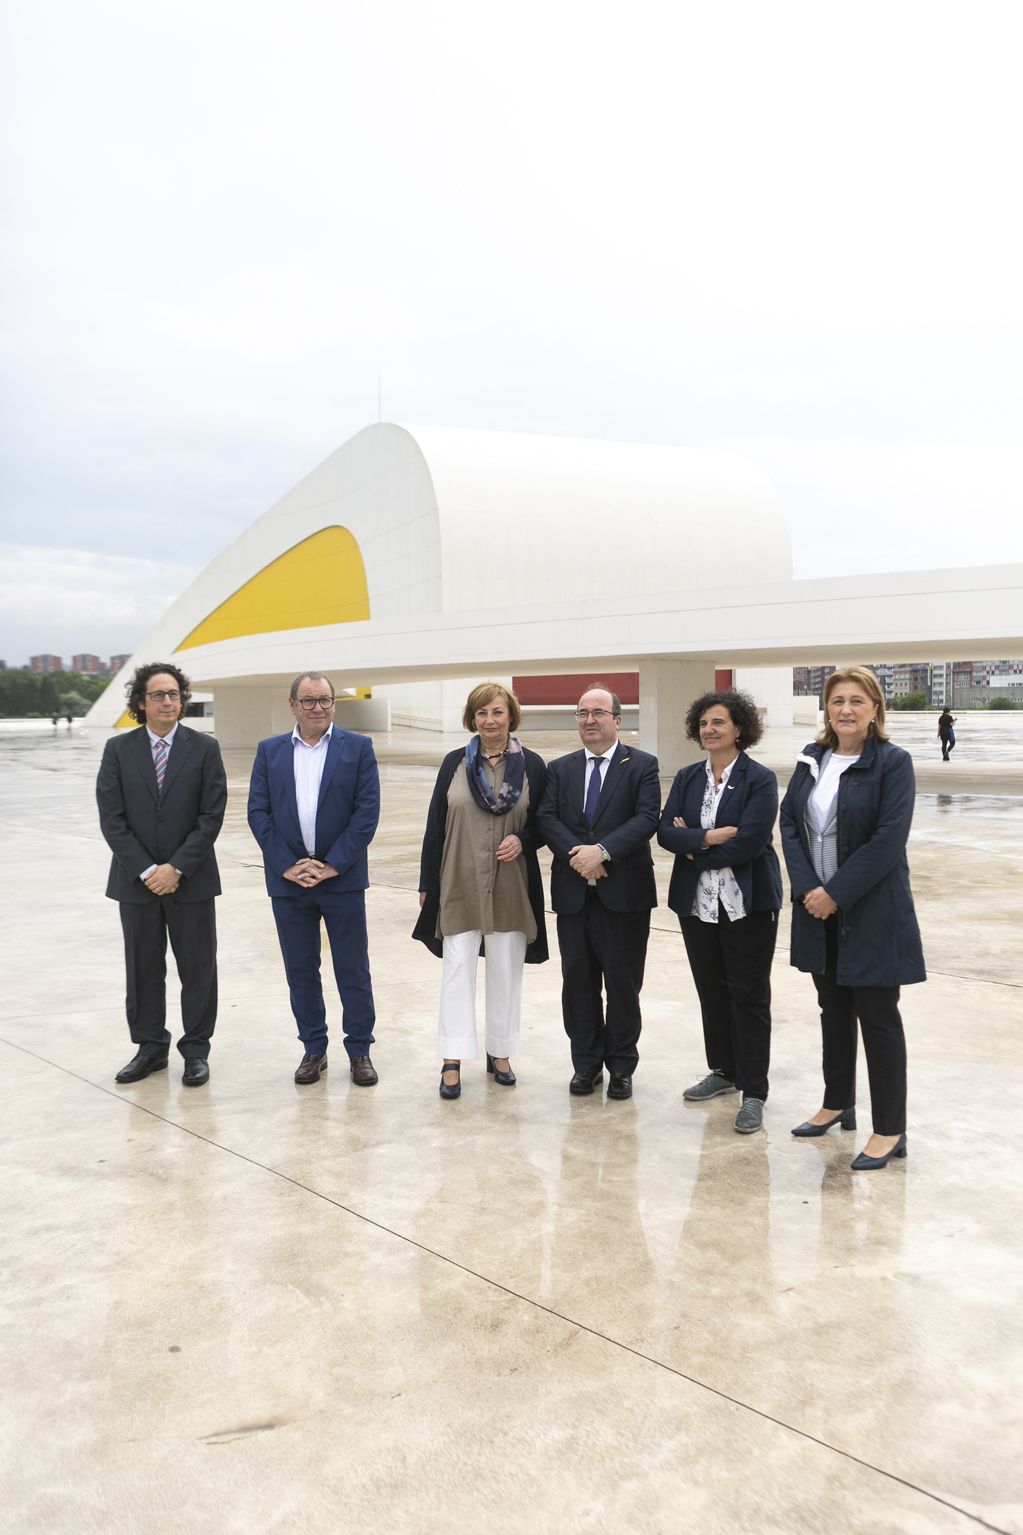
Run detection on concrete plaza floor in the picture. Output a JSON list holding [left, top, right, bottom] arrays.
[[1, 720, 1021, 1535]]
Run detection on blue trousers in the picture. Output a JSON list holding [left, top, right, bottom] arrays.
[[270, 888, 375, 1059]]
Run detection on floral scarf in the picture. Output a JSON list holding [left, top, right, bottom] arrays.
[[465, 734, 526, 815]]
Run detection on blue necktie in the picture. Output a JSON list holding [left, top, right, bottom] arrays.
[[584, 757, 604, 825]]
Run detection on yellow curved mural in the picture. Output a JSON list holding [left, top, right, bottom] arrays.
[[113, 526, 371, 726], [176, 526, 370, 649]]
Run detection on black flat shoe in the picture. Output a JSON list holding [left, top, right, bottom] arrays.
[[607, 1072, 633, 1100], [115, 1052, 168, 1083], [182, 1058, 209, 1087], [486, 1053, 516, 1086], [791, 1108, 856, 1137], [439, 1061, 461, 1100], [851, 1133, 907, 1171]]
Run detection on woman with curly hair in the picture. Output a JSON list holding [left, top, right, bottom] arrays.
[[657, 689, 782, 1134], [413, 682, 548, 1098]]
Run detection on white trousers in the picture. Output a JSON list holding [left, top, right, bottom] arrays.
[[438, 929, 528, 1060]]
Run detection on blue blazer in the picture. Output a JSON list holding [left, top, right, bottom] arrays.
[[657, 752, 782, 917], [247, 725, 380, 898]]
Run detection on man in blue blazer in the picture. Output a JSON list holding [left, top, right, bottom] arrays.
[[248, 671, 381, 1085], [537, 685, 660, 1100]]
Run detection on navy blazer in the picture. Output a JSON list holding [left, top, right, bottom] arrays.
[[96, 724, 227, 905], [536, 743, 660, 914], [247, 725, 380, 898], [657, 752, 782, 917], [779, 736, 926, 988]]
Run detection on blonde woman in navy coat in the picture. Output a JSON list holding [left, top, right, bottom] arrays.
[[657, 690, 782, 1135], [780, 666, 925, 1171]]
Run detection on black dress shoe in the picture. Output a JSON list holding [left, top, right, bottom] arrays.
[[569, 1066, 604, 1095], [115, 1052, 168, 1083], [439, 1061, 461, 1100], [350, 1055, 378, 1086], [295, 1052, 327, 1084], [182, 1058, 210, 1087], [607, 1072, 633, 1100]]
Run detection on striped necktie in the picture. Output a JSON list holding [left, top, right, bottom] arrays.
[[154, 737, 168, 795]]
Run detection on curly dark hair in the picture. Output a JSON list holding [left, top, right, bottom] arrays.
[[125, 661, 192, 725], [684, 688, 763, 750]]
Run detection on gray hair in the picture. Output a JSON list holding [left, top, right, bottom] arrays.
[[289, 671, 335, 701]]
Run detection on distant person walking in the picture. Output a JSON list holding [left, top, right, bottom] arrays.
[[937, 708, 956, 761]]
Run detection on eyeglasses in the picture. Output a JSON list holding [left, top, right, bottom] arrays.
[[295, 696, 335, 711], [146, 690, 180, 702], [576, 708, 615, 721]]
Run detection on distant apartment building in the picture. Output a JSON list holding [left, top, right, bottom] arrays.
[[72, 654, 104, 675], [108, 654, 131, 674], [30, 654, 63, 674], [792, 665, 835, 701], [793, 660, 1023, 707]]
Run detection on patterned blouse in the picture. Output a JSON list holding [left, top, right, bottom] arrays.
[[689, 757, 747, 924]]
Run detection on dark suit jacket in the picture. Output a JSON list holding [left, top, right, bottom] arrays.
[[247, 725, 380, 898], [780, 736, 926, 988], [96, 725, 227, 904], [657, 752, 782, 917], [537, 743, 660, 914]]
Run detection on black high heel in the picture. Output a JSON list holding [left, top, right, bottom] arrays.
[[486, 1053, 516, 1086], [791, 1108, 856, 1137], [851, 1133, 907, 1171], [439, 1061, 461, 1100]]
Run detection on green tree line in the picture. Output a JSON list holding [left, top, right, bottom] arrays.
[[0, 669, 111, 718]]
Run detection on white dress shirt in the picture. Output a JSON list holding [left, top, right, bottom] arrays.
[[690, 756, 746, 923], [292, 723, 332, 855], [582, 745, 616, 884]]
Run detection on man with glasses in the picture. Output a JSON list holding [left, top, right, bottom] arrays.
[[97, 661, 227, 1086], [248, 671, 381, 1086], [537, 685, 660, 1099]]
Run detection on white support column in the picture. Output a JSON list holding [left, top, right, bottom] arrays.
[[638, 660, 717, 770], [210, 687, 277, 749], [733, 665, 795, 728]]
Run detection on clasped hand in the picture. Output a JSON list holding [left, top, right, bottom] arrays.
[[144, 863, 180, 896], [283, 858, 339, 888], [802, 886, 838, 920], [568, 844, 606, 880]]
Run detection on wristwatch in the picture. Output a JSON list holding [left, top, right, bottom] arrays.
[[597, 845, 611, 864]]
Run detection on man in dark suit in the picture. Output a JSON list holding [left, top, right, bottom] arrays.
[[247, 671, 381, 1086], [537, 685, 660, 1099], [96, 661, 227, 1086]]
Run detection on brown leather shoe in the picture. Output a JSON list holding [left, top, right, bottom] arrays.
[[349, 1055, 378, 1086], [294, 1052, 327, 1084]]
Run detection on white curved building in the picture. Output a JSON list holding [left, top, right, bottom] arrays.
[[87, 423, 793, 752]]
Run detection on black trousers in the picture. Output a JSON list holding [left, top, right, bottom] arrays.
[[812, 916, 907, 1135], [119, 896, 218, 1059], [680, 906, 777, 1102], [557, 891, 651, 1074]]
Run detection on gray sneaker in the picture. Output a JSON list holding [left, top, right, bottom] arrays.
[[683, 1070, 738, 1102], [734, 1098, 765, 1133]]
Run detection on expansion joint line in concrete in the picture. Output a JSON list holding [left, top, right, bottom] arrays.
[[1, 1035, 1009, 1535]]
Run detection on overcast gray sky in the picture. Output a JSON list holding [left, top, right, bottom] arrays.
[[2, 0, 1021, 664]]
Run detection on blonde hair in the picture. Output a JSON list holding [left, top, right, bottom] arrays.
[[462, 682, 522, 734], [819, 666, 889, 748]]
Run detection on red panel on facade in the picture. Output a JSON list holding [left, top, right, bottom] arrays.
[[512, 673, 640, 706], [513, 670, 735, 706]]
